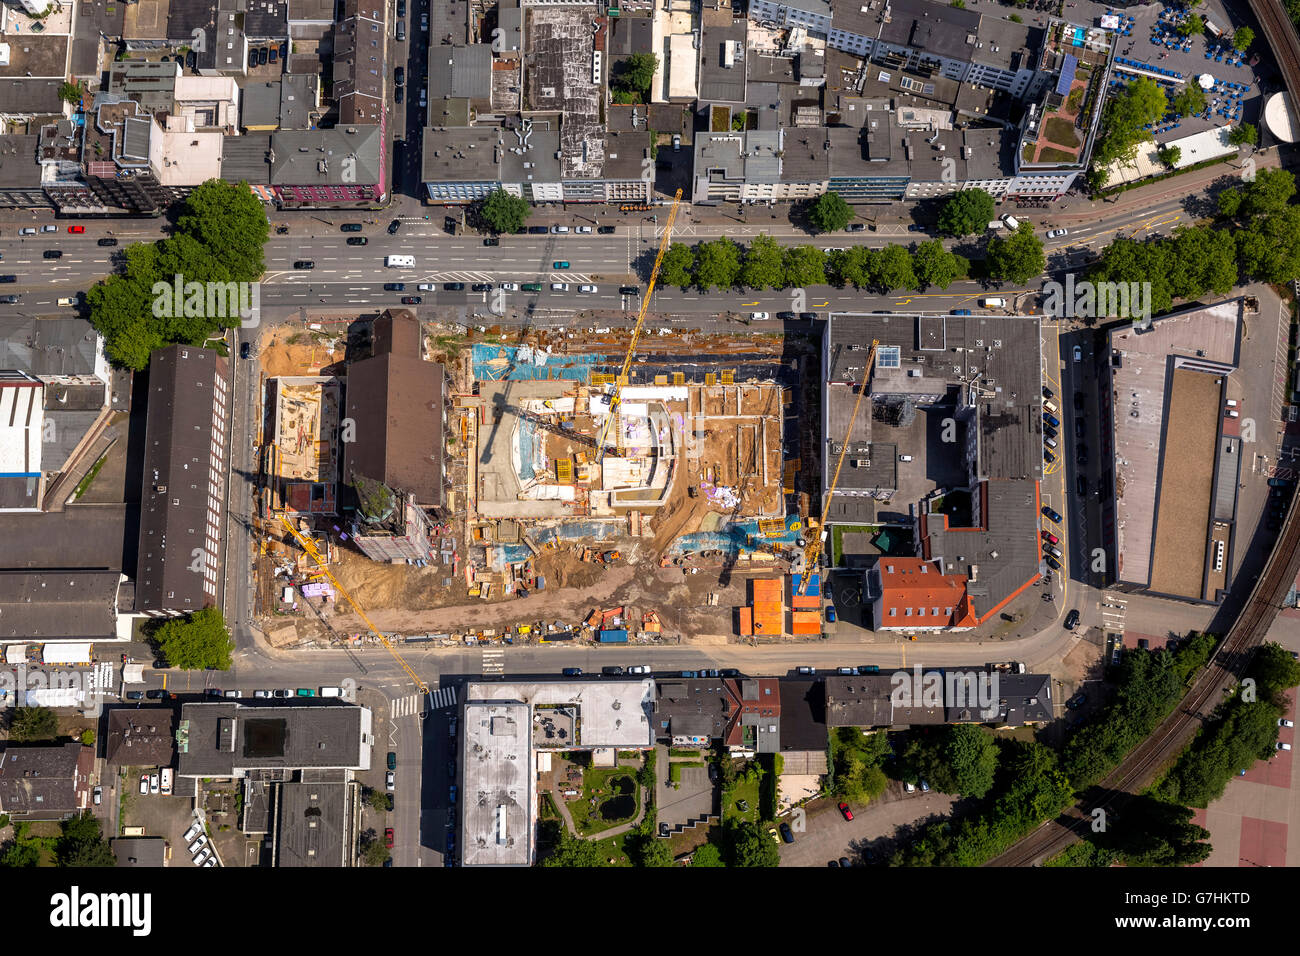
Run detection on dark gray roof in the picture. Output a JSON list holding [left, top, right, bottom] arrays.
[[269, 127, 384, 186], [0, 79, 66, 115], [608, 12, 654, 56], [245, 0, 288, 37], [135, 345, 229, 613], [699, 21, 748, 104], [922, 478, 1042, 622], [0, 571, 121, 641], [825, 674, 897, 727], [242, 82, 284, 129], [0, 506, 127, 571], [0, 135, 43, 189], [112, 837, 167, 867], [220, 133, 273, 183], [945, 671, 1053, 725], [652, 679, 730, 739], [0, 317, 102, 377], [0, 743, 92, 817], [780, 127, 830, 183], [343, 319, 446, 508], [274, 780, 351, 867], [427, 44, 492, 104], [421, 126, 500, 183], [280, 74, 319, 129], [105, 708, 178, 767], [176, 703, 367, 776], [777, 680, 826, 753]]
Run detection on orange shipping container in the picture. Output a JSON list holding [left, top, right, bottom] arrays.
[[791, 594, 820, 609], [791, 610, 822, 636], [752, 578, 783, 601]]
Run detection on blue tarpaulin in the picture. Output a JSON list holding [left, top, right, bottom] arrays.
[[472, 343, 599, 383]]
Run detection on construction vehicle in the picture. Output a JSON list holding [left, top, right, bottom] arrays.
[[797, 340, 879, 596], [277, 515, 430, 699], [596, 189, 684, 461]]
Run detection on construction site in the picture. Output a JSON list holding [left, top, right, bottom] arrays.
[[245, 195, 839, 653]]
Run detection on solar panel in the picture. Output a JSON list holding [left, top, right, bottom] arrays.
[[1055, 54, 1078, 97]]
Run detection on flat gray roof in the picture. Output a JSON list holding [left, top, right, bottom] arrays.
[[176, 703, 370, 778], [0, 570, 120, 642], [699, 21, 749, 104], [274, 781, 352, 867], [459, 699, 532, 867], [465, 680, 655, 748]]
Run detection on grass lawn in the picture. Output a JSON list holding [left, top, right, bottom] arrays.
[[570, 765, 641, 836], [722, 771, 761, 826], [1044, 117, 1080, 147], [1038, 145, 1078, 163], [589, 832, 634, 866]]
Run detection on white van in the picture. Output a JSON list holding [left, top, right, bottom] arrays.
[[1044, 436, 1058, 449], [160, 767, 173, 795], [1225, 399, 1238, 408], [898, 454, 914, 462], [979, 297, 1006, 308], [320, 686, 343, 698], [57, 296, 77, 307], [385, 255, 415, 268], [1044, 400, 1059, 415], [1000, 214, 1021, 230]]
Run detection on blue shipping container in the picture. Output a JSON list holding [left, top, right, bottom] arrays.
[[599, 629, 629, 643]]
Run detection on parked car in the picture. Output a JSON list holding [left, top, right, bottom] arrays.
[[67, 225, 85, 234], [139, 775, 149, 794], [394, 66, 405, 86], [444, 282, 465, 291], [1041, 505, 1062, 523], [1044, 554, 1061, 571], [1046, 228, 1069, 239], [400, 296, 422, 305], [768, 827, 781, 844], [578, 284, 598, 294], [483, 236, 499, 246], [396, 20, 405, 41], [561, 667, 582, 677], [40, 225, 57, 233], [627, 665, 651, 675], [184, 822, 203, 843], [1066, 692, 1087, 710], [126, 691, 144, 700], [846, 222, 866, 232], [448, 784, 457, 806], [1063, 609, 1081, 630], [192, 847, 212, 865], [240, 341, 252, 359], [796, 665, 816, 675], [394, 86, 404, 104], [296, 688, 315, 697], [1041, 530, 1059, 545], [205, 688, 223, 697], [92, 786, 102, 805], [387, 752, 397, 770], [18, 227, 36, 235], [346, 236, 368, 246], [1278, 742, 1293, 751], [904, 781, 917, 793], [779, 822, 794, 843], [223, 690, 242, 699], [0, 295, 18, 304], [920, 780, 931, 792], [385, 828, 395, 848], [254, 689, 271, 698], [471, 283, 493, 292], [1073, 345, 1082, 362], [386, 771, 396, 791], [188, 834, 208, 854], [838, 802, 854, 821], [597, 225, 616, 234], [1281, 719, 1295, 728], [145, 689, 167, 699], [273, 689, 292, 698], [602, 666, 625, 676], [149, 774, 160, 794], [98, 237, 118, 247]]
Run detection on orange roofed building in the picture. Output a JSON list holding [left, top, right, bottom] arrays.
[[867, 558, 976, 631], [739, 578, 785, 637]]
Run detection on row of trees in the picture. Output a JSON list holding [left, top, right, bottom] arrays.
[[1088, 169, 1300, 316], [86, 179, 269, 370], [658, 235, 978, 293]]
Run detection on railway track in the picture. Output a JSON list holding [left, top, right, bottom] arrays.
[[987, 491, 1300, 867], [1249, 0, 1300, 132]]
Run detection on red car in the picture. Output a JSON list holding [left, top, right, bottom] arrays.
[[384, 827, 394, 848], [1041, 530, 1059, 545], [67, 225, 85, 234], [838, 802, 853, 822]]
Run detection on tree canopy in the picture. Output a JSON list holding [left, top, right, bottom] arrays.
[[9, 707, 59, 743], [151, 606, 234, 670], [985, 222, 1046, 284], [611, 53, 659, 101], [475, 188, 530, 234], [1093, 78, 1167, 168], [57, 813, 116, 867], [808, 192, 854, 233], [937, 189, 996, 237]]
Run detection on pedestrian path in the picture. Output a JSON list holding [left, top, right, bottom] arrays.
[[429, 685, 458, 710], [390, 693, 424, 719], [482, 649, 505, 675]]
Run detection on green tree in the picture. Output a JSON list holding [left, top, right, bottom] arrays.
[[175, 179, 270, 283], [911, 239, 962, 290], [726, 821, 780, 867], [836, 247, 875, 289], [740, 234, 785, 290], [57, 813, 115, 867], [1233, 26, 1254, 51], [626, 823, 674, 867], [937, 188, 996, 237], [874, 245, 917, 292], [1177, 14, 1204, 37], [691, 842, 724, 866], [807, 192, 853, 233], [1172, 86, 1205, 118], [367, 788, 390, 812], [935, 725, 999, 799], [659, 243, 696, 288], [1218, 168, 1295, 219], [361, 839, 390, 867], [9, 707, 59, 743], [58, 81, 83, 104], [1098, 796, 1211, 866], [475, 188, 530, 234], [611, 53, 659, 100], [0, 841, 41, 868], [782, 245, 826, 288], [542, 830, 607, 867], [1227, 123, 1258, 147], [693, 238, 742, 292], [1094, 77, 1168, 167], [986, 222, 1046, 284], [151, 606, 234, 670], [1249, 642, 1300, 702], [1166, 226, 1238, 300], [1157, 146, 1181, 168], [1009, 13, 1022, 22], [80, 730, 95, 747]]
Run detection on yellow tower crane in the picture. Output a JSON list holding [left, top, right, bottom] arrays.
[[797, 339, 879, 595], [278, 514, 430, 698], [596, 188, 684, 462]]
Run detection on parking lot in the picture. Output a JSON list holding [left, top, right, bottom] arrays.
[[776, 785, 957, 867]]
